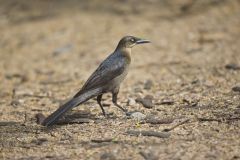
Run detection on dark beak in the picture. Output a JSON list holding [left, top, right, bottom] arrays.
[[136, 39, 151, 44]]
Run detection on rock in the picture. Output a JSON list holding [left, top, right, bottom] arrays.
[[100, 152, 116, 160], [10, 99, 21, 107], [140, 150, 158, 160], [136, 95, 154, 108], [13, 87, 34, 97], [158, 98, 174, 105], [225, 63, 240, 70], [232, 84, 240, 92], [127, 98, 136, 106], [234, 108, 240, 114], [191, 79, 200, 84], [35, 113, 46, 125], [144, 79, 153, 90], [144, 95, 154, 99], [10, 99, 25, 107], [134, 87, 143, 93], [130, 112, 146, 121]]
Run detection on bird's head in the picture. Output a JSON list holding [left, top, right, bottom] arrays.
[[117, 36, 150, 49]]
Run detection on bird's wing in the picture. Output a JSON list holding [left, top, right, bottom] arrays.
[[73, 56, 126, 98]]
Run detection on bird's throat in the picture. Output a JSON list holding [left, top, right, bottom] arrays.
[[121, 48, 132, 63]]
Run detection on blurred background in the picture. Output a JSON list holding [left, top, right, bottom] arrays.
[[1, 0, 239, 89], [0, 0, 239, 74], [0, 0, 240, 159]]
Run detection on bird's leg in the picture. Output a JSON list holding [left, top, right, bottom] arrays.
[[97, 94, 106, 116], [112, 90, 127, 113]]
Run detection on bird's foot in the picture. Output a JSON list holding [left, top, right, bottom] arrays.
[[114, 103, 128, 113]]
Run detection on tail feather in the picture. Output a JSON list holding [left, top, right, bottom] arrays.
[[42, 98, 80, 126], [42, 89, 101, 126]]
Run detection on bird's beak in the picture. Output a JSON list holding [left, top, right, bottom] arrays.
[[136, 39, 151, 44]]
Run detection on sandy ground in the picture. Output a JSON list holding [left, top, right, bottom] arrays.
[[0, 0, 240, 159]]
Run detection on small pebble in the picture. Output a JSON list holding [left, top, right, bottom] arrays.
[[136, 95, 154, 108], [144, 79, 153, 90], [130, 112, 146, 121], [134, 87, 143, 93], [232, 84, 240, 92], [158, 98, 174, 105], [10, 99, 21, 107], [13, 87, 34, 97], [35, 113, 46, 125], [127, 98, 136, 106], [225, 63, 240, 70]]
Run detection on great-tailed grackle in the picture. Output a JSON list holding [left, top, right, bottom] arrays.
[[42, 36, 150, 126]]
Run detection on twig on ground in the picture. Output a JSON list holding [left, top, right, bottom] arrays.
[[197, 117, 240, 122], [40, 78, 72, 85], [162, 119, 190, 132], [56, 118, 91, 125], [91, 138, 113, 143], [143, 117, 174, 124], [126, 130, 170, 138]]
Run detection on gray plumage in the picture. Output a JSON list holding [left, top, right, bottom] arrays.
[[42, 36, 150, 126]]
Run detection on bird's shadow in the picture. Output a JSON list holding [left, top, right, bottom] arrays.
[[36, 110, 125, 130]]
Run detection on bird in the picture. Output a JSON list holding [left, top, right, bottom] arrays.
[[41, 36, 150, 126]]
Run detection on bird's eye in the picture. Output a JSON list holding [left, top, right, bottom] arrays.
[[130, 38, 135, 42]]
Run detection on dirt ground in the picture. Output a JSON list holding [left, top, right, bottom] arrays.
[[0, 0, 240, 159]]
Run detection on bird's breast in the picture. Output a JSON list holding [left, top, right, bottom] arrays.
[[107, 65, 129, 90]]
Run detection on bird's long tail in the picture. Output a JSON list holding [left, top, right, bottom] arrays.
[[42, 89, 100, 126]]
